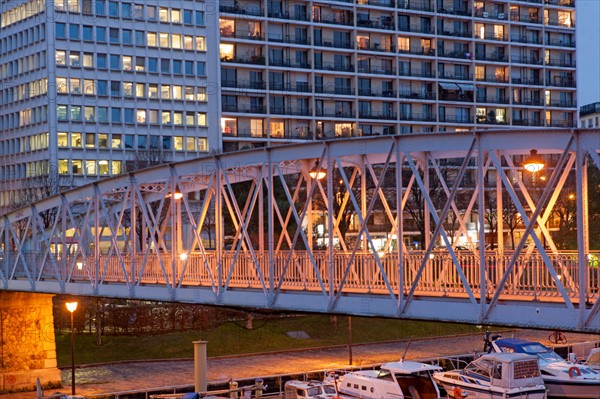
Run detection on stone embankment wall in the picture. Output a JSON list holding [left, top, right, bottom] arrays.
[[0, 292, 61, 392]]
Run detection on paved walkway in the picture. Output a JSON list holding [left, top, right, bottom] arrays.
[[5, 330, 599, 399]]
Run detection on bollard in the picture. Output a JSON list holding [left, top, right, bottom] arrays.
[[254, 378, 264, 397], [193, 341, 208, 393], [229, 380, 239, 399]]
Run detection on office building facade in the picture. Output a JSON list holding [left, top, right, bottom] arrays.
[[0, 0, 219, 211]]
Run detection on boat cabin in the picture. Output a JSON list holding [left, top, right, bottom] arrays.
[[336, 360, 442, 399], [283, 380, 340, 399], [463, 353, 544, 390]]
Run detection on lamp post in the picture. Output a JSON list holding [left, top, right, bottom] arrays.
[[65, 300, 78, 395], [523, 149, 545, 173]]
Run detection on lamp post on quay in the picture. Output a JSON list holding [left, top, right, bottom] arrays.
[[65, 300, 78, 395]]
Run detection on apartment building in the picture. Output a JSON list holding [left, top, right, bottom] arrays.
[[0, 0, 577, 211], [0, 0, 219, 211], [579, 102, 600, 128], [219, 0, 577, 151]]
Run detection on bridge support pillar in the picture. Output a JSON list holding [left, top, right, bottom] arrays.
[[0, 292, 61, 392]]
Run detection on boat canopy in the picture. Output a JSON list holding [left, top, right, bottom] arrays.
[[465, 353, 544, 390]]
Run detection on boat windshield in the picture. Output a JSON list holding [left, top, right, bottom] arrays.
[[586, 350, 600, 368], [519, 344, 564, 362], [322, 386, 337, 394]]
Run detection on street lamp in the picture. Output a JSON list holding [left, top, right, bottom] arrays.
[[308, 161, 326, 180], [65, 300, 78, 395], [523, 149, 545, 173]]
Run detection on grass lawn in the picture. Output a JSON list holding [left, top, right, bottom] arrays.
[[55, 315, 484, 367]]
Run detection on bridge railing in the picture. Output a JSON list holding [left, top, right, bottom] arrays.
[[3, 250, 595, 302]]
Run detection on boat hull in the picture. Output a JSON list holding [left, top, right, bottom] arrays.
[[436, 380, 547, 399], [544, 378, 600, 399]]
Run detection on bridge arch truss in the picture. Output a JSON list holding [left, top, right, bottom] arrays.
[[1, 129, 599, 332]]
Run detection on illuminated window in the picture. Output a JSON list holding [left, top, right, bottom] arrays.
[[58, 159, 69, 174], [137, 110, 146, 123], [86, 160, 97, 175], [148, 84, 158, 99], [220, 43, 234, 60], [136, 83, 145, 97], [270, 121, 284, 138], [475, 23, 485, 39], [173, 112, 183, 125], [173, 85, 183, 100], [197, 87, 207, 101], [558, 11, 571, 27], [160, 32, 169, 47], [147, 32, 157, 46], [72, 132, 82, 147], [84, 106, 95, 122], [196, 36, 206, 51], [493, 25, 504, 39], [184, 35, 194, 50], [198, 138, 207, 152], [56, 77, 68, 93], [250, 119, 263, 137], [197, 113, 207, 126], [185, 112, 195, 125], [357, 35, 369, 50], [475, 66, 485, 80], [83, 53, 93, 67], [159, 7, 169, 21], [99, 160, 109, 175], [335, 123, 354, 137], [98, 133, 108, 148], [57, 132, 68, 147], [174, 136, 183, 150], [84, 79, 95, 94], [162, 111, 171, 124], [123, 56, 132, 70], [220, 19, 235, 37], [112, 134, 122, 148], [221, 117, 237, 134], [56, 50, 66, 65], [185, 137, 195, 151], [112, 160, 122, 175], [172, 34, 182, 48], [397, 37, 409, 52], [171, 9, 181, 23]]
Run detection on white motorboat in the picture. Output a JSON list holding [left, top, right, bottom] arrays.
[[583, 348, 600, 372], [283, 379, 348, 399], [485, 336, 600, 398], [433, 353, 547, 399], [327, 360, 442, 399]]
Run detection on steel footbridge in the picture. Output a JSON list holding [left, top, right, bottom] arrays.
[[1, 129, 599, 332]]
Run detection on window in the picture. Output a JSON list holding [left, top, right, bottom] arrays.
[[162, 111, 171, 124], [85, 133, 95, 148], [97, 54, 107, 68], [195, 11, 205, 25], [183, 10, 192, 24], [174, 136, 184, 150], [72, 160, 83, 174], [124, 108, 134, 123], [108, 1, 118, 16], [159, 32, 169, 47], [86, 160, 97, 175], [173, 60, 182, 74], [56, 50, 66, 65], [270, 121, 284, 138], [112, 161, 122, 175], [111, 134, 121, 148], [148, 58, 158, 72], [97, 107, 108, 122], [122, 29, 132, 44], [69, 24, 79, 39], [123, 56, 132, 70], [197, 62, 206, 76], [56, 23, 66, 38], [83, 53, 93, 67], [110, 28, 119, 43], [71, 106, 82, 121], [147, 32, 157, 47], [57, 132, 68, 147], [198, 113, 207, 126], [96, 26, 106, 42], [160, 59, 170, 73], [83, 25, 93, 40], [196, 36, 206, 51], [111, 107, 121, 122], [135, 30, 145, 45], [84, 106, 94, 121], [71, 132, 82, 147], [135, 57, 145, 71], [136, 110, 146, 123]]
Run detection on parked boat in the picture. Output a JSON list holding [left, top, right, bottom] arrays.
[[433, 352, 547, 399], [485, 336, 600, 398], [327, 360, 442, 399], [283, 379, 348, 398], [583, 348, 600, 372]]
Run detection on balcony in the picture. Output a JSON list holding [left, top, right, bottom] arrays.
[[438, 49, 473, 60], [476, 115, 509, 125], [545, 38, 575, 47], [269, 82, 312, 93], [476, 96, 509, 104], [475, 53, 509, 62], [398, 91, 435, 100], [510, 35, 542, 45], [549, 76, 575, 87], [315, 109, 354, 118], [474, 10, 508, 20], [318, 40, 354, 50], [318, 62, 354, 73], [439, 92, 474, 103], [544, 0, 575, 7], [219, 4, 263, 16], [547, 119, 575, 127], [400, 113, 436, 122], [397, 1, 433, 12], [221, 80, 267, 90], [359, 111, 397, 120], [221, 55, 266, 65], [438, 72, 473, 81], [220, 30, 265, 41], [269, 58, 311, 69], [270, 107, 312, 116], [437, 7, 472, 17], [439, 30, 472, 38], [476, 75, 509, 84], [511, 77, 543, 86], [439, 115, 472, 123], [268, 34, 310, 45], [547, 100, 576, 108], [356, 19, 395, 30], [546, 58, 576, 67], [511, 55, 543, 65], [513, 119, 544, 126], [513, 98, 544, 106], [474, 32, 508, 41], [222, 105, 266, 114], [397, 23, 434, 34], [357, 66, 397, 76]]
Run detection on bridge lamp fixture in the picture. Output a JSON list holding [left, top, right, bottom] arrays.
[[173, 189, 184, 200], [65, 300, 78, 395], [179, 252, 188, 261], [309, 161, 326, 180], [523, 149, 545, 173]]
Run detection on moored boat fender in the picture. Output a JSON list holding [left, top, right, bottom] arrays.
[[568, 366, 581, 378], [453, 386, 466, 398]]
